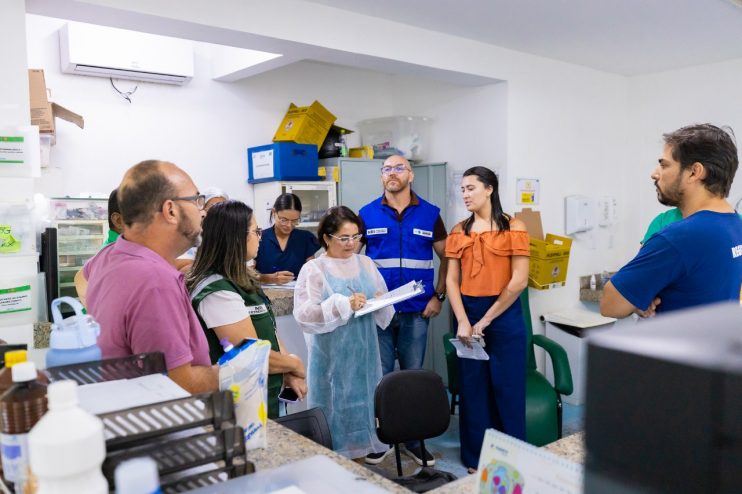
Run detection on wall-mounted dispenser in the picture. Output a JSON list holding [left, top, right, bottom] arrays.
[[565, 195, 595, 235]]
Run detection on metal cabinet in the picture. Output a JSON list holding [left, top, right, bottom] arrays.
[[410, 163, 449, 380], [329, 158, 451, 379], [319, 157, 384, 215]]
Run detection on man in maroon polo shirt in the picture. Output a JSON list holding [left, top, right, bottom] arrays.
[[84, 160, 217, 393]]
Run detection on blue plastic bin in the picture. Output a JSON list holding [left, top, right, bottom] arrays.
[[247, 142, 320, 183]]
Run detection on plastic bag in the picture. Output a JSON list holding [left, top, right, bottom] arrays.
[[218, 338, 271, 450]]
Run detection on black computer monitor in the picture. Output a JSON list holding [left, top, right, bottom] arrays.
[[584, 302, 742, 493]]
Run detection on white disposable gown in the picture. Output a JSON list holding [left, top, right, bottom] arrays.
[[293, 253, 394, 458]]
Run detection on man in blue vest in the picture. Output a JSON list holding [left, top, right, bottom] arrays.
[[360, 155, 448, 466]]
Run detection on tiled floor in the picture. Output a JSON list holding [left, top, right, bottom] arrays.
[[363, 401, 585, 480]]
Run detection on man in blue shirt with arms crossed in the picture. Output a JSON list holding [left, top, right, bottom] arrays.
[[602, 123, 742, 318]]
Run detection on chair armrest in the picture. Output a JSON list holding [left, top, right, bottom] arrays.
[[533, 334, 574, 396]]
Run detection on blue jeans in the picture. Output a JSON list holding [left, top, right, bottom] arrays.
[[377, 312, 430, 375]]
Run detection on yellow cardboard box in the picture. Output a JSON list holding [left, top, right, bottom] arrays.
[[528, 234, 573, 289], [318, 165, 340, 182], [514, 208, 573, 290], [273, 100, 336, 149]]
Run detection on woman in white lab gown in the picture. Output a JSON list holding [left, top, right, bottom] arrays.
[[293, 206, 394, 459]]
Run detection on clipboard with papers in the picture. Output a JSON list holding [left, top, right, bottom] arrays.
[[449, 337, 489, 360], [354, 280, 424, 317]]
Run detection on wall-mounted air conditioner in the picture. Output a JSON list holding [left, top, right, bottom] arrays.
[[59, 23, 194, 86]]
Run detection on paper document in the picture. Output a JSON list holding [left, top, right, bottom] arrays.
[[476, 429, 583, 493], [354, 280, 424, 317], [77, 374, 189, 415], [449, 338, 489, 360], [262, 280, 297, 290], [543, 309, 616, 328]]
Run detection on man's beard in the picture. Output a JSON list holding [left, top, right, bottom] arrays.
[[384, 179, 408, 193], [178, 213, 202, 248], [655, 178, 683, 207]]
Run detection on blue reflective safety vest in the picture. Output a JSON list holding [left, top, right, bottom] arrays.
[[359, 194, 439, 312]]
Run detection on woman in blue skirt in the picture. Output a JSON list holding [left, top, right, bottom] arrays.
[[445, 166, 530, 472]]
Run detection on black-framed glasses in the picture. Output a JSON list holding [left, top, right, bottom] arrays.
[[381, 165, 410, 175], [276, 215, 301, 226], [171, 194, 206, 210], [329, 233, 363, 244], [249, 227, 263, 239]]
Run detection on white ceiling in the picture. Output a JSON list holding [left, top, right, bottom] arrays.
[[303, 0, 742, 76]]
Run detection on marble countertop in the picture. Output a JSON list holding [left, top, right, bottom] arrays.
[[427, 432, 585, 494], [252, 420, 412, 494], [256, 421, 584, 494], [263, 287, 294, 317]]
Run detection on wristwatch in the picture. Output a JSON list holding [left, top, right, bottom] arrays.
[[435, 292, 446, 302]]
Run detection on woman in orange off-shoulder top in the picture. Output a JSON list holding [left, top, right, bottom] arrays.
[[445, 166, 530, 472]]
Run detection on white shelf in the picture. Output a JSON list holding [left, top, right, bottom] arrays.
[[53, 219, 107, 223], [58, 235, 105, 240]]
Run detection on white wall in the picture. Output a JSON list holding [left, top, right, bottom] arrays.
[[0, 0, 30, 125], [625, 58, 742, 256], [23, 9, 633, 329]]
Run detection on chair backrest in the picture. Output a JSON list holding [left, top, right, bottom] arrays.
[[374, 369, 450, 445], [441, 333, 459, 394], [521, 290, 538, 371], [274, 407, 333, 450]]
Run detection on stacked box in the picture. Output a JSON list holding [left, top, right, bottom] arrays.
[[247, 142, 320, 184], [272, 101, 336, 149], [528, 234, 572, 290]]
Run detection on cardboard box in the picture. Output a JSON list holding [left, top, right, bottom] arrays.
[[318, 165, 340, 182], [28, 69, 84, 139], [515, 208, 572, 290], [247, 142, 320, 184], [272, 100, 336, 149], [348, 146, 374, 159]]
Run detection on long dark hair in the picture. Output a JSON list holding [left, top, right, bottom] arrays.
[[462, 166, 510, 235], [186, 200, 259, 293]]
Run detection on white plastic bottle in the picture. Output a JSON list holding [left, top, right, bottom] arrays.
[[28, 380, 108, 494], [115, 457, 161, 494]]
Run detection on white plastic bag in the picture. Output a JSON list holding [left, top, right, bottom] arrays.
[[218, 338, 271, 450]]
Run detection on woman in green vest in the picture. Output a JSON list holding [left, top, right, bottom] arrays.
[[186, 200, 307, 418]]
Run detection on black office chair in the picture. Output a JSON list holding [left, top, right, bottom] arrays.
[[442, 332, 459, 415], [274, 407, 333, 450], [374, 369, 457, 492]]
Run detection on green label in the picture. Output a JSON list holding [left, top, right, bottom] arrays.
[[0, 284, 32, 314], [0, 285, 31, 295], [0, 136, 24, 143]]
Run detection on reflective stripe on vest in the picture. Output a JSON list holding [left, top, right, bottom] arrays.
[[373, 258, 434, 270]]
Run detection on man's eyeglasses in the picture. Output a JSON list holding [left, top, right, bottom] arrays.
[[381, 165, 410, 176], [276, 215, 301, 226], [249, 227, 263, 239], [329, 233, 363, 244], [171, 194, 206, 210]]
